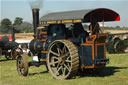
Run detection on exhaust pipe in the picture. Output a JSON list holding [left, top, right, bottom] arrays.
[[32, 8, 40, 38]]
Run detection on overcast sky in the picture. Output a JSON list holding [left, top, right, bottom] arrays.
[[0, 0, 128, 27]]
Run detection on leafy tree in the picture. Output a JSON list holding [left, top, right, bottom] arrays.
[[13, 17, 23, 26], [14, 22, 33, 33], [0, 18, 12, 33], [116, 26, 120, 28]]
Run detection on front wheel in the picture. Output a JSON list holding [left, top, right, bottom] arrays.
[[11, 47, 23, 59], [16, 55, 28, 76], [47, 40, 79, 80]]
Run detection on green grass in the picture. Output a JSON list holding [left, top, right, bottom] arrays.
[[0, 53, 128, 85]]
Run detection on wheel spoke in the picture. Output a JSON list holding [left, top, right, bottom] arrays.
[[63, 45, 66, 53], [64, 64, 70, 72], [55, 66, 62, 75], [52, 57, 59, 60], [65, 60, 72, 63], [57, 48, 61, 56], [61, 67, 64, 73], [63, 68, 66, 76], [50, 50, 60, 57], [60, 49, 63, 55], [50, 61, 59, 66], [64, 52, 70, 57], [65, 56, 71, 63], [66, 56, 70, 60], [57, 63, 60, 69], [67, 63, 70, 68]]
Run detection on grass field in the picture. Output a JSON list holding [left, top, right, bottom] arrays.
[[0, 53, 128, 85]]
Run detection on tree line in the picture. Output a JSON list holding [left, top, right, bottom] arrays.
[[0, 17, 33, 34], [1, 17, 127, 34]]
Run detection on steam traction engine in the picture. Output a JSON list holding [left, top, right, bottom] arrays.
[[16, 8, 120, 79], [0, 33, 20, 60]]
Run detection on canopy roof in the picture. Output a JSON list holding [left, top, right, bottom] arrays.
[[40, 8, 120, 25]]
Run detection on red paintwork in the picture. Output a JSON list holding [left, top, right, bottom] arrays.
[[84, 8, 120, 22], [9, 36, 12, 40], [43, 35, 47, 38], [115, 15, 120, 21], [0, 36, 12, 40]]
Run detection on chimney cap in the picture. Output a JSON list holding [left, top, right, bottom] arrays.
[[32, 8, 40, 12]]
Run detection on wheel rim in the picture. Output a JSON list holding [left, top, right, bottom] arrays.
[[114, 41, 125, 53], [11, 49, 17, 59], [11, 48, 23, 59], [16, 55, 28, 76], [17, 57, 25, 74], [47, 40, 79, 79]]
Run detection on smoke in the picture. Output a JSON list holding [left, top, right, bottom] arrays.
[[28, 0, 44, 9]]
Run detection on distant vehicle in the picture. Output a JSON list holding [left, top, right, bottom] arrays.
[[0, 27, 23, 60], [106, 33, 128, 53], [0, 36, 21, 59]]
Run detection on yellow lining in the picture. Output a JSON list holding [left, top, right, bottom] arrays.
[[47, 21, 57, 24], [73, 19, 82, 23], [40, 19, 82, 24], [58, 21, 61, 24], [62, 20, 72, 23]]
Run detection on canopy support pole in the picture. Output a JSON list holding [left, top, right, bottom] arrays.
[[102, 11, 104, 33], [90, 24, 92, 34], [90, 13, 93, 35], [102, 19, 104, 33]]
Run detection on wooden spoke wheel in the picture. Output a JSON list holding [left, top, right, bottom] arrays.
[[47, 40, 79, 80], [114, 41, 125, 53], [16, 55, 28, 76], [11, 48, 23, 59]]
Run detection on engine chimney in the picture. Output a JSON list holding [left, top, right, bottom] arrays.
[[32, 8, 39, 38]]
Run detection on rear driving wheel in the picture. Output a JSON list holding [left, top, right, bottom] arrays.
[[16, 55, 28, 76], [47, 40, 79, 80]]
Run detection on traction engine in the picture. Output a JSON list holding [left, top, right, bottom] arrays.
[[16, 8, 120, 80]]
